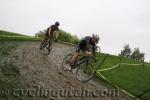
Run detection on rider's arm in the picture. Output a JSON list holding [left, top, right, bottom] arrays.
[[48, 27, 51, 37], [92, 45, 99, 62], [92, 42, 97, 58], [92, 46, 96, 57]]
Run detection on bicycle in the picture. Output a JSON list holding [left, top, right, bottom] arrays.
[[40, 37, 52, 55], [62, 53, 96, 83], [61, 47, 108, 83]]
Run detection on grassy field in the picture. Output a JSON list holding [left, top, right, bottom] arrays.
[[93, 53, 150, 100], [0, 30, 26, 36], [0, 30, 41, 41]]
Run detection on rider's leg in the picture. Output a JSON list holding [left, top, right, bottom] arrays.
[[53, 31, 59, 41], [71, 51, 79, 66], [71, 51, 92, 65], [84, 51, 92, 57]]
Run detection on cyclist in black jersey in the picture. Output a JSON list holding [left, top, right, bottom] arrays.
[[70, 34, 100, 70], [40, 21, 60, 50]]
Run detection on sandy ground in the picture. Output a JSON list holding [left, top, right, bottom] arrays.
[[3, 41, 129, 100]]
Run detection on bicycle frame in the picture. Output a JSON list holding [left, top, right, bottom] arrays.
[[73, 57, 89, 68], [75, 54, 108, 74], [42, 38, 51, 48]]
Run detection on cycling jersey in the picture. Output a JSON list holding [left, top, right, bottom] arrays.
[[46, 25, 59, 37], [77, 36, 96, 57]]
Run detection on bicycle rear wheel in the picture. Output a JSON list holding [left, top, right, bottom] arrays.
[[41, 39, 52, 55], [62, 54, 72, 71], [76, 62, 95, 83], [47, 42, 52, 54]]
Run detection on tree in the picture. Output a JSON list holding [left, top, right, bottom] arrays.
[[119, 44, 145, 61], [119, 44, 132, 58], [131, 48, 145, 61]]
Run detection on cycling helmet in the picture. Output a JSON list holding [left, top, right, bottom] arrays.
[[55, 21, 60, 26], [92, 34, 100, 43]]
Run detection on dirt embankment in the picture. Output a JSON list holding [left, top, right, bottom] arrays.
[[0, 41, 127, 100]]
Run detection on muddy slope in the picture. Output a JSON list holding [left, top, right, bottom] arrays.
[[1, 41, 128, 100]]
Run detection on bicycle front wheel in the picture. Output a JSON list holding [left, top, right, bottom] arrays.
[[76, 62, 95, 83]]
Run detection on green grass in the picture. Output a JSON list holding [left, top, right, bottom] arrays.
[[0, 30, 26, 36], [0, 30, 41, 41], [92, 53, 150, 100], [58, 30, 79, 45], [0, 35, 41, 41]]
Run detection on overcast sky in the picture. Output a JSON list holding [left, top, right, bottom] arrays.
[[0, 0, 150, 61]]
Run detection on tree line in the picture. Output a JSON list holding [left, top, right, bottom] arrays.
[[119, 44, 145, 61], [35, 29, 79, 45]]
